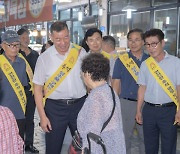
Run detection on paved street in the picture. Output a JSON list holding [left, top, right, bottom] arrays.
[[32, 109, 180, 154]]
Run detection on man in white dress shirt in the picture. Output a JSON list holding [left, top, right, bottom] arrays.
[[33, 21, 87, 154]]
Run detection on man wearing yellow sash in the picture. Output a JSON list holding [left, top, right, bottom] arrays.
[[82, 28, 102, 53], [112, 29, 149, 154], [136, 29, 180, 154], [33, 21, 87, 154], [102, 35, 118, 82], [0, 30, 28, 140], [17, 28, 39, 153], [83, 28, 117, 83]]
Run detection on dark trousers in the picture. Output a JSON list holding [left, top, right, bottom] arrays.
[[44, 95, 86, 154], [16, 118, 26, 140], [25, 93, 36, 146], [142, 103, 177, 154]]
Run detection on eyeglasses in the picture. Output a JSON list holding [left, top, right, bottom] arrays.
[[128, 39, 142, 44], [144, 41, 160, 48], [4, 43, 20, 48]]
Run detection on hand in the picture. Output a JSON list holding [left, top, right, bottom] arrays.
[[175, 109, 180, 126], [40, 116, 52, 133], [135, 111, 143, 125]]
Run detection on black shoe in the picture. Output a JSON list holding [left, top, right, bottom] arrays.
[[25, 145, 39, 153]]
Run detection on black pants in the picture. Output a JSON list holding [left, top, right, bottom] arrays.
[[16, 118, 26, 140], [142, 103, 177, 154], [44, 95, 86, 154], [25, 93, 36, 146]]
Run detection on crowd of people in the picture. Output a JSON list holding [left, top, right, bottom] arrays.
[[0, 20, 180, 154]]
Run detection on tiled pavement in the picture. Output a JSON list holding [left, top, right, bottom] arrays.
[[31, 109, 180, 154]]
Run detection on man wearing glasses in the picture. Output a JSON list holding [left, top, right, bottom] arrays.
[[112, 28, 149, 154], [136, 28, 180, 154], [0, 30, 28, 140]]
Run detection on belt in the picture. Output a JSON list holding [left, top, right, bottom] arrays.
[[145, 101, 175, 107], [122, 98, 137, 102], [56, 94, 87, 105]]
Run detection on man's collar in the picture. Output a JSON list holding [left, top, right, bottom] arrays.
[[129, 50, 143, 60], [52, 43, 72, 56], [3, 52, 20, 63], [164, 50, 169, 59], [104, 50, 116, 55], [90, 49, 102, 53]]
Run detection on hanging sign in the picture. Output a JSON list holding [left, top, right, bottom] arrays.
[[0, 0, 53, 28]]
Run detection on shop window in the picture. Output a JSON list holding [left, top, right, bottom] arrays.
[[72, 21, 84, 46], [66, 21, 72, 32], [154, 8, 177, 55], [109, 0, 150, 12], [153, 0, 177, 6], [132, 11, 150, 32], [91, 3, 98, 16], [72, 8, 80, 18], [60, 9, 70, 20], [109, 14, 128, 47]]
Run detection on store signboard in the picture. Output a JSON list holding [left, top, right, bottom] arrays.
[[0, 0, 53, 28]]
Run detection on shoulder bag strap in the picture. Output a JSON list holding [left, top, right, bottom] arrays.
[[101, 85, 116, 133]]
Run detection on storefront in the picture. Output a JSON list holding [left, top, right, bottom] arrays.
[[0, 0, 54, 49], [1, 0, 180, 57], [108, 0, 180, 56], [57, 1, 99, 45]]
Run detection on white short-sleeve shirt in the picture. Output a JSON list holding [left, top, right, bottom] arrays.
[[33, 43, 87, 99]]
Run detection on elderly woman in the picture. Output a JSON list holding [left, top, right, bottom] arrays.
[[77, 53, 126, 154], [0, 106, 24, 153]]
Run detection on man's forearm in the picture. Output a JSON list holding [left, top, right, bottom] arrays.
[[112, 79, 121, 95], [137, 85, 146, 112], [34, 84, 46, 120]]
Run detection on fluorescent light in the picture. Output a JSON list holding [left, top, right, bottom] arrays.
[[166, 17, 170, 25], [78, 10, 83, 21], [32, 29, 38, 37], [117, 33, 122, 37], [41, 28, 47, 36], [122, 4, 137, 19], [99, 7, 103, 16], [29, 30, 33, 37], [127, 9, 132, 19], [164, 38, 168, 42], [122, 4, 137, 12]]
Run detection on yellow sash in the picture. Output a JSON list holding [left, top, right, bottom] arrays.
[[0, 55, 27, 114], [18, 53, 34, 94], [119, 52, 140, 82], [43, 44, 81, 104], [101, 51, 118, 60], [145, 57, 179, 110]]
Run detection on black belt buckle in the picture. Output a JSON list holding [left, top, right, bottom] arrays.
[[67, 99, 75, 105], [146, 101, 174, 107], [154, 104, 163, 107]]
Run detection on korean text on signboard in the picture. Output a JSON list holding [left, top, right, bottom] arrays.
[[0, 0, 53, 28]]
